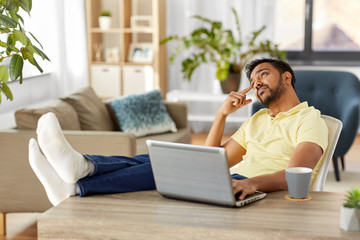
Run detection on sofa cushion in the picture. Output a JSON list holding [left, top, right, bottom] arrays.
[[110, 89, 177, 137], [15, 99, 81, 130], [61, 87, 114, 131]]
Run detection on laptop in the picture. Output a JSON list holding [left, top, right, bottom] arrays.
[[146, 140, 266, 207]]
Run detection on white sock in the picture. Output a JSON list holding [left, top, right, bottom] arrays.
[[37, 112, 94, 183], [28, 138, 76, 206]]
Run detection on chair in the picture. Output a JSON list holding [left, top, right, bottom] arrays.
[[294, 70, 360, 181], [252, 70, 360, 181], [311, 115, 342, 191]]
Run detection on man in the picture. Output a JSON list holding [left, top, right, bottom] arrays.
[[29, 58, 328, 206]]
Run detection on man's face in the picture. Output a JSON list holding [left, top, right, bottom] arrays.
[[249, 62, 286, 108]]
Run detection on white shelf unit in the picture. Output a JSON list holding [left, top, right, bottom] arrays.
[[85, 0, 167, 99], [166, 90, 256, 123]]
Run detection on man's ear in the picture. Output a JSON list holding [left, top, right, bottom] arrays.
[[282, 71, 292, 86]]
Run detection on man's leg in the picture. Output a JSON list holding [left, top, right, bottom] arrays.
[[30, 138, 156, 204], [31, 112, 156, 204], [37, 112, 94, 183], [77, 154, 155, 196], [29, 138, 76, 206]]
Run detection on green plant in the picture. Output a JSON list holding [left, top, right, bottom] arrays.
[[161, 7, 286, 81], [0, 0, 50, 104], [100, 10, 111, 17], [343, 187, 360, 209]]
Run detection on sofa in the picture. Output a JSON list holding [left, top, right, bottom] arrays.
[[0, 87, 191, 234]]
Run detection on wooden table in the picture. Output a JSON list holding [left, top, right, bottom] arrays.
[[38, 190, 360, 239]]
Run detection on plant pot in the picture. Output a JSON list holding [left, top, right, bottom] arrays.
[[340, 206, 360, 231], [99, 16, 111, 30], [220, 72, 241, 94]]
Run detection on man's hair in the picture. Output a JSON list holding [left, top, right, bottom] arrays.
[[245, 58, 296, 89]]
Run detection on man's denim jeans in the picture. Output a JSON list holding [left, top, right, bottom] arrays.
[[77, 154, 247, 196]]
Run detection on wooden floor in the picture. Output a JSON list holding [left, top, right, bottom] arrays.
[[3, 133, 359, 240]]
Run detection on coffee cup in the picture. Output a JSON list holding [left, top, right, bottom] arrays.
[[285, 167, 313, 199]]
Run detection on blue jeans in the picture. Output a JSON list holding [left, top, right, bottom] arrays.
[[77, 154, 247, 197]]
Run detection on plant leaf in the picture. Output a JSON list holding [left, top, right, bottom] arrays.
[[0, 14, 18, 28], [29, 31, 43, 49], [18, 0, 32, 14], [13, 29, 27, 45], [9, 10, 19, 23], [231, 7, 242, 42], [0, 65, 9, 83], [5, 0, 17, 11], [33, 45, 50, 61], [9, 54, 23, 81], [0, 81, 13, 100], [26, 53, 43, 73], [0, 40, 8, 48]]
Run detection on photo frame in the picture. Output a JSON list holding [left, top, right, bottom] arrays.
[[128, 43, 153, 63], [130, 15, 152, 29], [105, 47, 120, 63]]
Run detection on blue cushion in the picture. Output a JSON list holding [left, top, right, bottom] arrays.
[[110, 90, 177, 137]]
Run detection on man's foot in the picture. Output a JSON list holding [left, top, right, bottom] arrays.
[[37, 112, 94, 183], [29, 138, 76, 206]]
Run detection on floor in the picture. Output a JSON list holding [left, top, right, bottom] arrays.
[[2, 133, 359, 240]]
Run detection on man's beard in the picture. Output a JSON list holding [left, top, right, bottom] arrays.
[[257, 78, 286, 108]]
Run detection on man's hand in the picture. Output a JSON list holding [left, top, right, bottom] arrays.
[[232, 178, 257, 200], [220, 85, 253, 116]]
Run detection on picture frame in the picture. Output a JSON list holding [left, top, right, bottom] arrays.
[[128, 43, 153, 63], [104, 47, 119, 63], [130, 15, 152, 29]]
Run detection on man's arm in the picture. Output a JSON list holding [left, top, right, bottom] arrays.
[[204, 86, 252, 165], [233, 141, 324, 200]]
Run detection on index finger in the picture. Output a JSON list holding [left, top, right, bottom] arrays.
[[240, 84, 253, 94]]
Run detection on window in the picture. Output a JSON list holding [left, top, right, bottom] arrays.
[[271, 0, 360, 65]]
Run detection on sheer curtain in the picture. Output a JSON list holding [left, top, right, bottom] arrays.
[[165, 0, 275, 93], [53, 0, 89, 95], [165, 0, 276, 132]]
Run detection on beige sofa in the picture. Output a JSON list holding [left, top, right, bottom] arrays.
[[0, 87, 191, 234]]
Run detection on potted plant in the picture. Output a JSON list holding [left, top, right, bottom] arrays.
[[0, 0, 50, 104], [161, 7, 286, 93], [340, 187, 360, 231], [99, 10, 112, 30]]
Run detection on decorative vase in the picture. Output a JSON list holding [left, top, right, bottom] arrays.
[[220, 72, 241, 94], [98, 16, 112, 30], [340, 206, 360, 231]]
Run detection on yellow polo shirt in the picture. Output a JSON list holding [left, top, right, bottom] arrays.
[[231, 102, 328, 182]]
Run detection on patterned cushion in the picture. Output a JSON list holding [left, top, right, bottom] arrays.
[[110, 90, 177, 137]]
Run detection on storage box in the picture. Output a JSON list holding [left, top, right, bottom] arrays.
[[123, 66, 154, 95], [90, 65, 121, 98]]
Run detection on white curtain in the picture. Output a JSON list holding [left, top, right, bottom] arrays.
[[24, 0, 88, 95], [165, 0, 276, 93], [54, 0, 89, 95], [165, 0, 276, 132]]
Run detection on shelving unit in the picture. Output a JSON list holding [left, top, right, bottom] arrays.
[[85, 0, 167, 98]]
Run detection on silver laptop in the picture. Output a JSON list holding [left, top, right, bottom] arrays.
[[146, 140, 266, 207]]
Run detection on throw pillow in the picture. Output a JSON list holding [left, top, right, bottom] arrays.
[[61, 87, 114, 131], [110, 90, 177, 137], [15, 99, 81, 130]]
